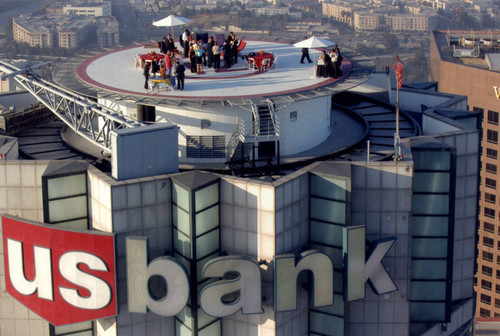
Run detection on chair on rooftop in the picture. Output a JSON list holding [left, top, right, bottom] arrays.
[[261, 58, 271, 71], [247, 57, 257, 70], [270, 54, 279, 70]]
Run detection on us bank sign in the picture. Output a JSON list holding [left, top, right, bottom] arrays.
[[1, 215, 397, 326]]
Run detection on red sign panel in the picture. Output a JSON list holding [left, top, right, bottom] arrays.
[[2, 216, 117, 326]]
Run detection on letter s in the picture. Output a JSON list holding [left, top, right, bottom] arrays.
[[58, 252, 112, 310]]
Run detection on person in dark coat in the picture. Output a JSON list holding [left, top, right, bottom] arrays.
[[166, 34, 175, 52], [143, 63, 150, 89], [160, 37, 168, 54], [206, 36, 214, 68], [174, 60, 185, 90], [300, 36, 312, 64], [223, 39, 232, 69], [230, 32, 239, 64]]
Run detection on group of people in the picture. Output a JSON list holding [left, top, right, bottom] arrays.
[[143, 49, 185, 91], [182, 30, 240, 72], [317, 46, 343, 78]]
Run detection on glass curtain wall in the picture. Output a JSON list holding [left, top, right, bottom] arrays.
[[42, 162, 91, 336], [172, 171, 222, 336], [410, 145, 455, 324], [309, 171, 351, 336]]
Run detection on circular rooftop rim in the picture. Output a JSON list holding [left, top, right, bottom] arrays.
[[76, 39, 353, 100]]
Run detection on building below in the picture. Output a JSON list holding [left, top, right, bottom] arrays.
[[12, 11, 119, 49], [430, 29, 500, 324]]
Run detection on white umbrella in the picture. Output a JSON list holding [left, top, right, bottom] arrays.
[[294, 36, 335, 77], [153, 14, 191, 38]]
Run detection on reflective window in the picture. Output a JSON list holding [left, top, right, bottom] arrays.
[[482, 279, 493, 290], [486, 178, 497, 189], [488, 110, 499, 125], [487, 129, 498, 144], [483, 236, 494, 247], [485, 193, 496, 204], [482, 265, 493, 276], [487, 148, 498, 159], [481, 294, 492, 304]]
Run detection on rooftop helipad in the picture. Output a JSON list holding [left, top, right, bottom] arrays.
[[76, 40, 352, 100]]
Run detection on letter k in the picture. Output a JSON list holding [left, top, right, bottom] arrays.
[[364, 238, 397, 295]]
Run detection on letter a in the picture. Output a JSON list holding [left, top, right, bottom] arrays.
[[7, 239, 53, 300], [200, 256, 263, 317]]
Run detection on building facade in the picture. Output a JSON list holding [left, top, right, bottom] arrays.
[[430, 29, 500, 320], [0, 87, 479, 336]]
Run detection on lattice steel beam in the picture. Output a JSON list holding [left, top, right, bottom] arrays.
[[0, 60, 143, 153]]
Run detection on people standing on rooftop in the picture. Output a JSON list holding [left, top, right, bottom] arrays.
[[189, 43, 196, 73], [300, 36, 312, 64], [213, 41, 221, 70], [164, 51, 173, 77], [206, 36, 214, 68], [229, 32, 239, 65], [182, 29, 190, 57], [223, 39, 232, 69], [174, 60, 185, 91], [143, 63, 150, 90], [194, 42, 203, 74], [166, 34, 175, 53], [161, 36, 168, 54]]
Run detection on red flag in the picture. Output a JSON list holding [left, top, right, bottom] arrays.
[[394, 58, 403, 89]]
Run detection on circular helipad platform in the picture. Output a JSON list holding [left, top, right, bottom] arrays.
[[76, 40, 351, 100]]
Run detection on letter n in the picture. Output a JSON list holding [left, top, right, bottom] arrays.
[[274, 250, 334, 312]]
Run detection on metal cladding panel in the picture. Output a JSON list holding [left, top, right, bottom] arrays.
[[111, 124, 179, 180]]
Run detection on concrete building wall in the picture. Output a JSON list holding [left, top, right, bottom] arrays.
[[0, 161, 50, 336]]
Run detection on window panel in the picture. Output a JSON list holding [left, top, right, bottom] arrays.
[[411, 260, 447, 279], [310, 175, 347, 201], [487, 148, 498, 159], [412, 216, 448, 237], [412, 238, 448, 258], [310, 221, 343, 247], [173, 205, 191, 236], [481, 293, 492, 304], [173, 183, 191, 211], [48, 196, 87, 222], [47, 174, 86, 199], [413, 151, 450, 171], [195, 205, 219, 237], [413, 172, 450, 193], [488, 110, 499, 125], [196, 229, 219, 259], [482, 265, 493, 276], [486, 163, 497, 174], [310, 198, 346, 224], [486, 178, 497, 189], [487, 129, 498, 144], [410, 281, 446, 300], [483, 236, 494, 247], [195, 183, 219, 212], [174, 228, 191, 259], [412, 194, 449, 215]]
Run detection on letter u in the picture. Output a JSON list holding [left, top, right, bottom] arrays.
[[7, 239, 53, 300]]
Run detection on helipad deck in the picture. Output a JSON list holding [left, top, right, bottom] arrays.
[[76, 40, 351, 99]]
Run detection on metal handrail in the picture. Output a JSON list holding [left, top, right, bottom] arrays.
[[266, 99, 280, 137], [251, 104, 261, 135], [226, 118, 245, 161]]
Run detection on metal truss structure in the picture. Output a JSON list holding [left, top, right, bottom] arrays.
[[0, 60, 143, 154]]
